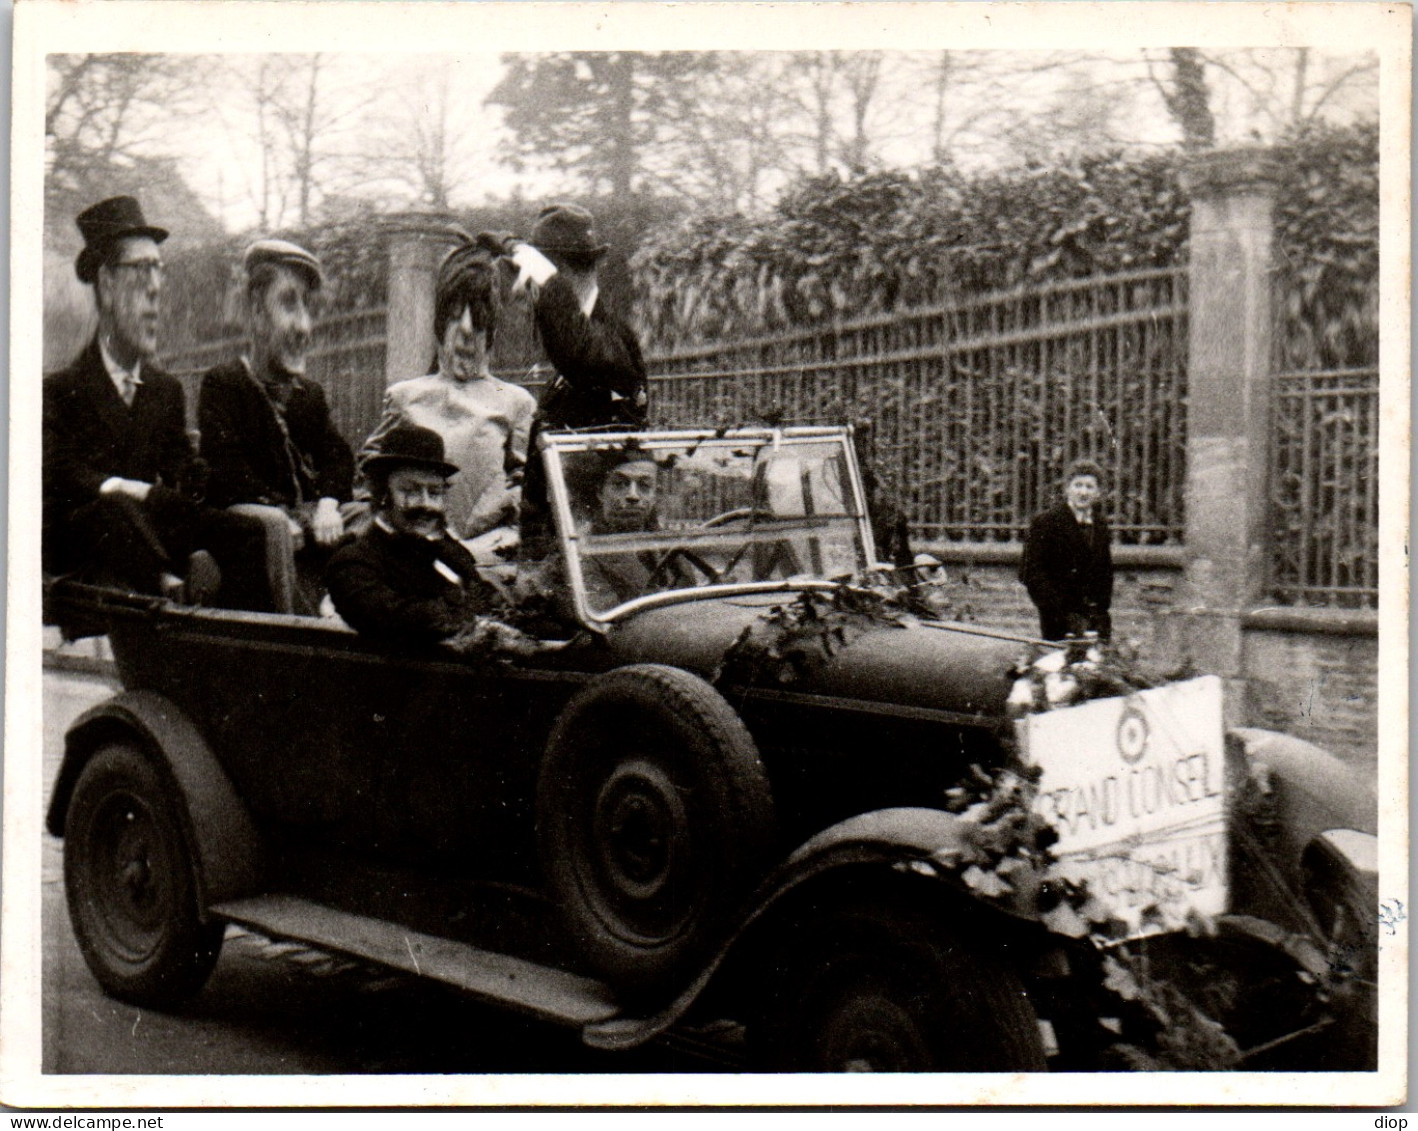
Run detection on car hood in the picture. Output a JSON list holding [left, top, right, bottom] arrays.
[[603, 591, 1031, 721]]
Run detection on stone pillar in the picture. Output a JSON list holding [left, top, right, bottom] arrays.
[[383, 212, 461, 386], [1176, 148, 1278, 705]]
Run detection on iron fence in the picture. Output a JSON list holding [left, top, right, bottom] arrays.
[[163, 273, 1190, 546], [647, 268, 1189, 546], [1270, 367, 1379, 608]]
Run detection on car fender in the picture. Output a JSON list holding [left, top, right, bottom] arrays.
[[1230, 727, 1377, 880], [46, 689, 263, 911], [583, 806, 1040, 1051]]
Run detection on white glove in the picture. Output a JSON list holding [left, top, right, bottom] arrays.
[[509, 243, 557, 295], [311, 496, 344, 547], [99, 477, 152, 502]]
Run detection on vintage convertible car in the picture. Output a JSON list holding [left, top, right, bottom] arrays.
[[44, 427, 1378, 1072]]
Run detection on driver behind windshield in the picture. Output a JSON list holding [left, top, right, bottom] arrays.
[[573, 447, 693, 608]]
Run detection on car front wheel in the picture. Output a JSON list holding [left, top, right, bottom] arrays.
[[754, 902, 1048, 1072], [537, 664, 776, 997], [63, 741, 224, 1008]]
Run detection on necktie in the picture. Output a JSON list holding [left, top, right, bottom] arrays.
[[121, 373, 137, 407]]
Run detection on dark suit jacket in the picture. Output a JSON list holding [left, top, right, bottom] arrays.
[[534, 275, 648, 430], [1019, 502, 1113, 626], [43, 337, 197, 544], [327, 523, 499, 646], [198, 360, 354, 510]]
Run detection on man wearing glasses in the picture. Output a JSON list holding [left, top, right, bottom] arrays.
[[42, 196, 270, 609]]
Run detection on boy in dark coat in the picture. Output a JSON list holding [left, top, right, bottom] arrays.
[[1019, 459, 1113, 641], [199, 239, 357, 611]]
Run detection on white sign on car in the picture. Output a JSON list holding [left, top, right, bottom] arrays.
[[1016, 675, 1228, 934]]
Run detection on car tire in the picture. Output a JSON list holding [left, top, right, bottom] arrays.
[[537, 664, 775, 995], [63, 740, 224, 1008], [753, 902, 1048, 1072]]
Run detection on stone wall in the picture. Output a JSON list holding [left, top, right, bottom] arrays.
[[922, 547, 1378, 774]]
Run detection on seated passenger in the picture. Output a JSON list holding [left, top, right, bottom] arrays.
[[360, 240, 535, 563], [198, 239, 358, 614], [43, 195, 271, 610], [327, 424, 538, 655]]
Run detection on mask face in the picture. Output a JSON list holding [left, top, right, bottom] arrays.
[[1066, 474, 1100, 514], [99, 236, 165, 363], [253, 266, 315, 377], [438, 304, 490, 383], [385, 467, 449, 539], [598, 460, 658, 533]]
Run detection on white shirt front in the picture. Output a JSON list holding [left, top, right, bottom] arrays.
[[99, 339, 142, 405]]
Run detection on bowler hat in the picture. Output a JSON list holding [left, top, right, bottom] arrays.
[[530, 204, 608, 261], [363, 423, 460, 480], [74, 196, 169, 284], [244, 238, 323, 292]]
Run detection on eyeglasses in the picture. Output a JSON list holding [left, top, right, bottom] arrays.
[[110, 260, 167, 282]]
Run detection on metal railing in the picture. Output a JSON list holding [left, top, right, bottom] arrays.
[[646, 268, 1189, 546], [162, 309, 389, 448], [162, 272, 1190, 547], [1270, 367, 1379, 608]]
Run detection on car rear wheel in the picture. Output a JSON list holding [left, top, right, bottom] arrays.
[[537, 664, 775, 995], [754, 902, 1048, 1072], [64, 741, 224, 1008]]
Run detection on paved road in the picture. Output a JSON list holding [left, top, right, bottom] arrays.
[[41, 669, 730, 1077]]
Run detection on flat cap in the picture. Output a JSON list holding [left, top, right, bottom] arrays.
[[244, 238, 323, 291]]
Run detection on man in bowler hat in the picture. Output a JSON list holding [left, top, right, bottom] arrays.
[[198, 238, 356, 612], [42, 196, 269, 608], [1019, 459, 1114, 641], [327, 423, 540, 655], [478, 205, 648, 556]]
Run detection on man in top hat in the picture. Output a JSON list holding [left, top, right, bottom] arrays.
[[478, 205, 648, 557], [198, 238, 357, 612], [43, 195, 270, 609], [1019, 458, 1114, 641], [327, 423, 539, 655]]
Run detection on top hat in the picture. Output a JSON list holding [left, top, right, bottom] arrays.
[[74, 196, 169, 284], [530, 204, 609, 261], [362, 423, 460, 480], [244, 238, 323, 292]]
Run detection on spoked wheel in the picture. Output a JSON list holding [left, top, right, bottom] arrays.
[[537, 665, 775, 996], [63, 741, 223, 1008], [755, 902, 1048, 1072]]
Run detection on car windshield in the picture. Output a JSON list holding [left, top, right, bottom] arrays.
[[544, 428, 874, 619]]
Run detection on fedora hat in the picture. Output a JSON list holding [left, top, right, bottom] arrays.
[[74, 196, 169, 284], [363, 423, 460, 480], [529, 204, 608, 261], [244, 238, 323, 292]]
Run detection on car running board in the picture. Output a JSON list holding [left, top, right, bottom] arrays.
[[210, 893, 622, 1030]]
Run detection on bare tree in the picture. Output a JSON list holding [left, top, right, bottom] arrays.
[[47, 54, 210, 189], [45, 53, 223, 241], [218, 54, 379, 230], [351, 60, 488, 211], [1146, 48, 1216, 150]]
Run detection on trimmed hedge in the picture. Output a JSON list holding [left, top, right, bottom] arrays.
[[630, 122, 1378, 368]]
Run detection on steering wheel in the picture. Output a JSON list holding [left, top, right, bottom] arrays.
[[702, 506, 775, 530], [700, 507, 799, 582], [646, 546, 722, 590]]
